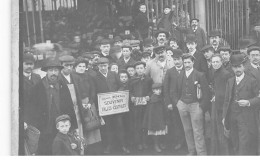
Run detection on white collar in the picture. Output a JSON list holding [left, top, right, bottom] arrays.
[[236, 72, 245, 84], [23, 72, 32, 79], [251, 62, 259, 69], [99, 70, 108, 77], [193, 26, 198, 31], [124, 57, 131, 63], [175, 65, 183, 71], [185, 68, 193, 78], [62, 72, 71, 83], [189, 49, 196, 56]]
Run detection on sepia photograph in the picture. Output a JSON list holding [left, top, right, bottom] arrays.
[[13, 0, 260, 156]]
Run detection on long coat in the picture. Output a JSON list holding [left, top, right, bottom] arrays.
[[52, 132, 79, 155], [193, 50, 209, 77], [117, 56, 136, 71], [222, 74, 260, 155], [134, 12, 151, 38], [210, 66, 232, 155], [173, 69, 210, 112]]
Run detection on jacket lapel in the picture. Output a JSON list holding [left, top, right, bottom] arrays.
[[236, 75, 248, 93], [178, 70, 185, 93]]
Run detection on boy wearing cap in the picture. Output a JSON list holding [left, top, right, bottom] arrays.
[[52, 114, 81, 155], [129, 61, 153, 151], [126, 64, 136, 79], [222, 53, 260, 155]]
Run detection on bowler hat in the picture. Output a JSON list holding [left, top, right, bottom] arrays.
[[134, 61, 146, 68], [82, 52, 94, 59], [99, 39, 111, 45], [155, 30, 170, 38], [56, 114, 71, 125], [121, 44, 132, 50], [130, 40, 140, 47], [209, 30, 221, 37], [59, 55, 75, 63], [190, 18, 199, 23], [247, 46, 260, 54], [143, 38, 154, 47], [41, 59, 63, 72], [230, 53, 247, 66], [96, 57, 109, 65], [153, 45, 166, 54], [152, 83, 162, 89], [186, 34, 197, 43], [23, 53, 35, 63], [201, 44, 214, 52], [172, 49, 183, 58]]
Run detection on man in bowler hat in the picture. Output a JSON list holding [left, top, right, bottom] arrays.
[[222, 53, 260, 155]]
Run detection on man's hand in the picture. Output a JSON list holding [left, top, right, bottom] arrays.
[[131, 97, 135, 103], [167, 104, 173, 111], [71, 143, 77, 149], [223, 126, 230, 138], [236, 100, 250, 107]]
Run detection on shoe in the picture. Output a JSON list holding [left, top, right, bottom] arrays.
[[174, 144, 182, 150], [103, 146, 111, 154], [122, 147, 130, 154], [154, 145, 162, 153], [137, 144, 143, 151], [160, 143, 166, 150]]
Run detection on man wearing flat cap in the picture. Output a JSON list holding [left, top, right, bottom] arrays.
[[173, 18, 206, 50], [163, 49, 186, 151], [30, 58, 77, 155], [21, 53, 41, 155], [222, 53, 260, 155], [93, 57, 121, 154]]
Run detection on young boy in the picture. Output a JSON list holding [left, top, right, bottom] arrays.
[[129, 61, 153, 151], [126, 64, 136, 79], [52, 114, 81, 155]]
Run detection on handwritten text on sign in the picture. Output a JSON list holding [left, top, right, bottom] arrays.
[[98, 91, 129, 116]]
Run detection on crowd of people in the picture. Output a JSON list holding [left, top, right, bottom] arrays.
[[22, 3, 260, 156]]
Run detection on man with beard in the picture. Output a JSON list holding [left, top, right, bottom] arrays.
[[22, 53, 41, 155], [173, 54, 210, 155], [186, 34, 208, 76], [117, 45, 136, 70], [208, 30, 224, 52], [222, 53, 260, 155], [145, 46, 172, 84], [30, 59, 77, 155], [174, 18, 206, 50], [163, 49, 186, 151], [99, 39, 115, 63], [209, 54, 232, 155], [154, 30, 169, 47], [244, 46, 260, 154], [218, 46, 233, 74]]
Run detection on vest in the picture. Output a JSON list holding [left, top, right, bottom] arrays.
[[180, 72, 198, 104], [230, 81, 244, 113]]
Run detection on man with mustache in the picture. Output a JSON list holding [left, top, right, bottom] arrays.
[[173, 18, 206, 50], [30, 59, 77, 155], [22, 52, 41, 155], [173, 54, 210, 155], [208, 30, 224, 52], [98, 39, 115, 64], [155, 30, 169, 46], [222, 53, 260, 155]]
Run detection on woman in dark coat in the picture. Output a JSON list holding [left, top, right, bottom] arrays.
[[210, 54, 232, 155], [74, 57, 102, 155]]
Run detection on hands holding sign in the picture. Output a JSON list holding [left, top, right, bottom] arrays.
[[131, 96, 150, 106]]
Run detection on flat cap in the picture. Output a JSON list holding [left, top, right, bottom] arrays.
[[201, 44, 214, 52], [143, 38, 154, 47], [186, 34, 197, 43], [142, 51, 152, 58], [96, 57, 109, 64], [23, 53, 35, 63], [82, 52, 95, 59], [59, 55, 75, 63], [56, 114, 71, 125], [218, 46, 231, 52], [247, 46, 260, 54], [130, 40, 141, 47], [99, 39, 111, 45], [121, 44, 132, 50], [153, 45, 166, 54]]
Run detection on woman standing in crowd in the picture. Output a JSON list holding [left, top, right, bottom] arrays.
[[74, 57, 102, 155]]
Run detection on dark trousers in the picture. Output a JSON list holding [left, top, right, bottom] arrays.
[[230, 109, 258, 155], [101, 114, 127, 148], [132, 105, 146, 146]]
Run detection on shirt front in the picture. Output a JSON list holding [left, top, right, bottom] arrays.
[[251, 62, 259, 69], [61, 72, 71, 83], [189, 49, 197, 56], [185, 68, 194, 78], [124, 57, 131, 64], [235, 72, 245, 85], [176, 66, 183, 74], [23, 72, 32, 80]]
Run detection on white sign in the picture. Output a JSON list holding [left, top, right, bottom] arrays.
[[98, 91, 129, 116]]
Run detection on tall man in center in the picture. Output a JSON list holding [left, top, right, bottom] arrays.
[[173, 54, 210, 155]]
